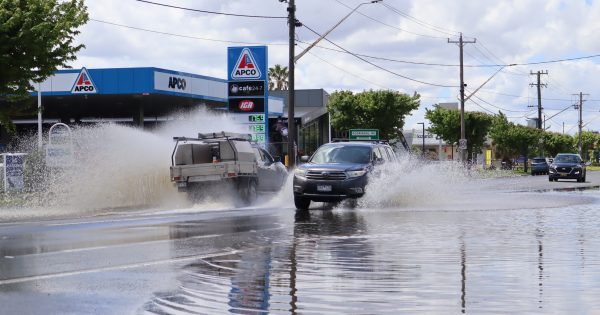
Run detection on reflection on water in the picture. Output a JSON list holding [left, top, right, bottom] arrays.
[[142, 196, 600, 314]]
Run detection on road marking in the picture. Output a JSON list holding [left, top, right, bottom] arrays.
[[4, 233, 224, 258], [0, 249, 238, 286]]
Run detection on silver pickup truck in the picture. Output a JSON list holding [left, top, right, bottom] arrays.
[[170, 132, 287, 204]]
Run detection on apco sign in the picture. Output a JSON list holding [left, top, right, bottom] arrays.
[[228, 46, 267, 81], [228, 98, 265, 113], [231, 48, 262, 80], [71, 67, 97, 94], [168, 76, 186, 90]]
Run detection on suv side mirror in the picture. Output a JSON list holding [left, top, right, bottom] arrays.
[[273, 156, 281, 163], [300, 155, 309, 162]]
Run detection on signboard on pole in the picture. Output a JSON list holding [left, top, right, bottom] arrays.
[[2, 153, 27, 192], [228, 46, 268, 147], [459, 138, 467, 150], [349, 129, 379, 140]]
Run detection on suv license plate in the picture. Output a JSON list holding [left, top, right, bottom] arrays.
[[177, 182, 187, 188], [317, 185, 332, 192]]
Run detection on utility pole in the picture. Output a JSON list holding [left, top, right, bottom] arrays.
[[529, 70, 548, 129], [448, 33, 475, 162], [574, 92, 589, 157], [287, 0, 297, 168]]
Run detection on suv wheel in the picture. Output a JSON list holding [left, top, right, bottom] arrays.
[[294, 196, 311, 210]]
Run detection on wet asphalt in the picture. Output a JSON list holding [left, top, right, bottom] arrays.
[[1, 172, 600, 314]]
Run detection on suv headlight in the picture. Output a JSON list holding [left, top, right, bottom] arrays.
[[294, 168, 307, 178], [346, 169, 367, 178]]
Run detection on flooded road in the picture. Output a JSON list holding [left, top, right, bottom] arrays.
[[1, 176, 600, 314]]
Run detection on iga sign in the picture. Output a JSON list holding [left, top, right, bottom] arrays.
[[228, 98, 265, 113], [71, 67, 97, 94]]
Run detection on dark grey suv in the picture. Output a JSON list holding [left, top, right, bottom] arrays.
[[548, 153, 587, 182], [292, 141, 397, 210]]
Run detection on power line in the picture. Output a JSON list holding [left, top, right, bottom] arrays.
[[135, 0, 287, 19], [467, 92, 530, 113], [378, 2, 458, 37], [296, 39, 465, 67], [332, 0, 449, 39], [89, 18, 287, 46], [301, 23, 458, 88], [299, 44, 392, 90], [467, 98, 497, 115]]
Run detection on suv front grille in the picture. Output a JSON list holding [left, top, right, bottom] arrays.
[[557, 167, 572, 173], [306, 170, 347, 180]]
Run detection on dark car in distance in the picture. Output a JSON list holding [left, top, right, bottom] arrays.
[[548, 153, 587, 182], [292, 141, 397, 210], [530, 157, 549, 175]]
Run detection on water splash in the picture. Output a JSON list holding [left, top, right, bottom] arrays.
[[2, 108, 252, 219]]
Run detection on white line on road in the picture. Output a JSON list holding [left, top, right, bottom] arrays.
[[0, 249, 238, 286]]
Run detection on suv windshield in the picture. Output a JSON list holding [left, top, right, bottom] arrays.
[[310, 145, 372, 164], [554, 155, 580, 163]]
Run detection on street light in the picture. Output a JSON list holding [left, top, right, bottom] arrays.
[[284, 0, 382, 168], [417, 122, 425, 158]]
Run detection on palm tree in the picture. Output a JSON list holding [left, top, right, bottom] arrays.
[[268, 64, 289, 90]]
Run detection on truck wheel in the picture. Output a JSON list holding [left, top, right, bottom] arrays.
[[294, 196, 310, 210], [239, 178, 257, 205], [186, 183, 202, 202]]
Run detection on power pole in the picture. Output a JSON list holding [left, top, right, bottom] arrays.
[[287, 0, 297, 168], [574, 92, 589, 157], [448, 33, 475, 162], [529, 70, 548, 129]]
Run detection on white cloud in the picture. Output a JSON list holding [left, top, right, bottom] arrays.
[[72, 0, 600, 133]]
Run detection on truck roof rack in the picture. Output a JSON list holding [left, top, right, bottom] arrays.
[[172, 132, 252, 142], [198, 131, 252, 141]]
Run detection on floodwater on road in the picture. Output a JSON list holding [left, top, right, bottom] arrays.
[[1, 187, 599, 314], [2, 117, 600, 313], [137, 191, 600, 314]]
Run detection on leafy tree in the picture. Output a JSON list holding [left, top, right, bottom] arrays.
[[1, 0, 88, 131], [489, 113, 541, 172], [542, 131, 574, 157], [328, 89, 420, 140], [425, 106, 493, 159], [574, 131, 598, 159], [268, 64, 288, 90]]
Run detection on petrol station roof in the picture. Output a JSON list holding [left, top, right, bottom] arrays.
[[17, 67, 282, 123]]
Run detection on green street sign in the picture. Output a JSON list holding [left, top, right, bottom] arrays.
[[349, 129, 379, 140]]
